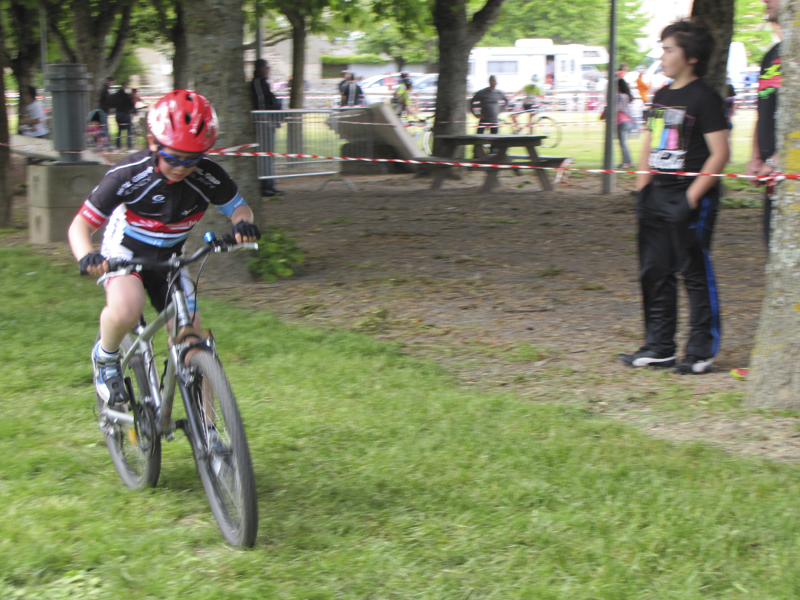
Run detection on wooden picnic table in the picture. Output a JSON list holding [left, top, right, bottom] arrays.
[[431, 134, 553, 192]]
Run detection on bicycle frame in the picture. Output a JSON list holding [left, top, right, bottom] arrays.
[[102, 277, 216, 443]]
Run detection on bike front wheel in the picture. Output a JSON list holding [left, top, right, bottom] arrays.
[[533, 116, 562, 148], [187, 351, 258, 548], [97, 332, 161, 490]]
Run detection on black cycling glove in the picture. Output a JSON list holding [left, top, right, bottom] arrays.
[[79, 252, 106, 275], [232, 221, 261, 240]]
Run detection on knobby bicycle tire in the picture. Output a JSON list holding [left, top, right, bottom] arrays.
[[96, 332, 161, 490], [534, 116, 562, 148], [422, 129, 434, 156], [187, 351, 258, 548]]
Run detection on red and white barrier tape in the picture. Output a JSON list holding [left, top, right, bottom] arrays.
[[205, 147, 789, 183]]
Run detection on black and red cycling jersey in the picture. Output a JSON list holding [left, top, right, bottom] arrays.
[[78, 149, 248, 258]]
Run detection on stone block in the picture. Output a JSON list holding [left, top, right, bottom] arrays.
[[28, 163, 109, 243], [29, 206, 83, 245]]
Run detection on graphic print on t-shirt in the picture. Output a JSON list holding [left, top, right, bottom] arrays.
[[759, 57, 781, 100], [648, 105, 695, 171]]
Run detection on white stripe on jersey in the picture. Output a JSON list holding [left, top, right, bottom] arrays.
[[127, 179, 161, 205], [100, 205, 129, 258], [183, 179, 212, 204], [106, 155, 151, 176]]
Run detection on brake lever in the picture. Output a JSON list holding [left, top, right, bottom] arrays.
[[96, 265, 140, 285]]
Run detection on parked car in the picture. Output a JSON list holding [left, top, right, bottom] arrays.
[[359, 72, 425, 99]]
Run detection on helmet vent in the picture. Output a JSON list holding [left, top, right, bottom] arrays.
[[196, 119, 206, 136]]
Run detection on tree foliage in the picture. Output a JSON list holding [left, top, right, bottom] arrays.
[[733, 0, 776, 66], [45, 0, 138, 95], [355, 20, 436, 70], [479, 0, 648, 68]]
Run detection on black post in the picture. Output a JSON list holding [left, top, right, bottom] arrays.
[[602, 0, 618, 193]]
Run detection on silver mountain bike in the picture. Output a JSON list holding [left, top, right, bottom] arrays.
[[94, 233, 258, 547]]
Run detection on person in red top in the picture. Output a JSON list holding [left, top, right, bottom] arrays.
[[68, 90, 261, 406]]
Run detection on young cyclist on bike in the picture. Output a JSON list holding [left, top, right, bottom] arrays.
[[68, 90, 261, 406]]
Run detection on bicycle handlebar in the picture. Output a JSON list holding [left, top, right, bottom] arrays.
[[104, 233, 258, 275]]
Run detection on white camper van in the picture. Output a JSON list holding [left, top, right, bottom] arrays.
[[468, 39, 609, 93]]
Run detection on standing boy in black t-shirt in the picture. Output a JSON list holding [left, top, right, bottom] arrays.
[[620, 20, 730, 374]]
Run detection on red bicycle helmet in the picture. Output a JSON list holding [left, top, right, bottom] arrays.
[[147, 90, 219, 153]]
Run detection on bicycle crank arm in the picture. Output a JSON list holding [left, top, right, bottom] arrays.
[[100, 407, 134, 425]]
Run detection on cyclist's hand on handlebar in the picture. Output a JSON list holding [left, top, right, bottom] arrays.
[[232, 221, 261, 245], [79, 252, 108, 276]]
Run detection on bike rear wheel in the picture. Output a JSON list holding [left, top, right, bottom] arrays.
[[187, 351, 258, 547], [533, 116, 562, 148], [96, 332, 161, 490]]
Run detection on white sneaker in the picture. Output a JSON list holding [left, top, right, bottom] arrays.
[[91, 342, 129, 406]]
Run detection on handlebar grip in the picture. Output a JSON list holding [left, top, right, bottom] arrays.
[[106, 258, 129, 272]]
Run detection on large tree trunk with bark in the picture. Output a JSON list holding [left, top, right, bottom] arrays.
[[185, 0, 260, 284], [286, 12, 306, 109], [48, 0, 137, 99], [431, 0, 505, 157], [0, 15, 11, 229], [746, 1, 800, 409], [691, 0, 735, 94], [8, 0, 41, 132], [171, 1, 189, 88]]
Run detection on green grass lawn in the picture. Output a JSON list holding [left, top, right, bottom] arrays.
[[2, 244, 800, 599]]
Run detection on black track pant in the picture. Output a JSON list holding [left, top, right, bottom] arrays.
[[636, 183, 721, 359]]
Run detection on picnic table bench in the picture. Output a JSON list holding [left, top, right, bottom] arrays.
[[420, 134, 564, 192]]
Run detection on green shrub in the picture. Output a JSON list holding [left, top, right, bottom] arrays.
[[247, 226, 304, 282]]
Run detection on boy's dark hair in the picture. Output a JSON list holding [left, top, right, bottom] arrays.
[[26, 85, 36, 99], [660, 19, 716, 78]]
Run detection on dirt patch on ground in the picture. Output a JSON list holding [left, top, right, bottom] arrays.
[[8, 158, 799, 461]]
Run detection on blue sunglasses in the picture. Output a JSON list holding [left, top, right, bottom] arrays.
[[158, 148, 204, 168]]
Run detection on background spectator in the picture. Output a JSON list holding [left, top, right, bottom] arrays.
[[112, 82, 135, 150], [250, 58, 283, 197], [19, 85, 49, 139]]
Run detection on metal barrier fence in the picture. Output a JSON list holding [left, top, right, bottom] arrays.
[[252, 108, 375, 181]]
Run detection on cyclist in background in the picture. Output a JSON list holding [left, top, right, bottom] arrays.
[[511, 75, 542, 133], [67, 90, 261, 406], [393, 77, 415, 119]]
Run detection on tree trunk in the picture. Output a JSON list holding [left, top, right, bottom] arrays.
[[431, 0, 506, 156], [54, 0, 136, 99], [185, 0, 260, 284], [691, 0, 735, 94], [0, 14, 11, 229], [171, 0, 189, 89], [432, 10, 470, 156], [394, 56, 406, 71], [8, 0, 41, 133], [287, 12, 306, 109], [746, 0, 800, 409]]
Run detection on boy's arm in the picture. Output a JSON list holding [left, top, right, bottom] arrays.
[[686, 130, 730, 208], [635, 129, 652, 191], [68, 214, 108, 275], [745, 117, 775, 187], [229, 204, 259, 245]]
